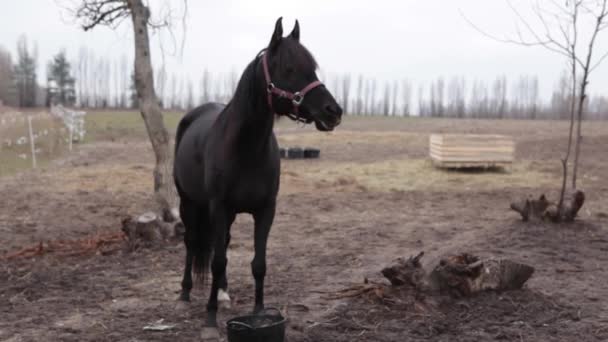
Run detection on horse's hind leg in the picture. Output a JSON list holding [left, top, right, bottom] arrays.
[[179, 199, 197, 302], [218, 212, 235, 307], [251, 201, 276, 313]]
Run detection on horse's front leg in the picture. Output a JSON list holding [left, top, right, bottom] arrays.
[[205, 201, 229, 329], [252, 201, 276, 314]]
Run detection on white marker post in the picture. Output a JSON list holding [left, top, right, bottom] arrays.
[[27, 116, 37, 169]]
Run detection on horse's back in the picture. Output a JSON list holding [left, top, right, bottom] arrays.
[[175, 102, 225, 153], [174, 102, 226, 202]]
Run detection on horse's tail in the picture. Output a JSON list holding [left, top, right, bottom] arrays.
[[177, 191, 216, 287], [191, 208, 215, 286]]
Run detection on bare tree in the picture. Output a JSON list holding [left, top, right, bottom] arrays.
[[447, 76, 466, 118], [170, 74, 177, 109], [370, 79, 377, 115], [355, 74, 364, 115], [200, 68, 210, 104], [491, 76, 508, 119], [529, 76, 539, 119], [551, 70, 572, 119], [382, 82, 391, 116], [466, 0, 608, 220], [401, 79, 412, 117], [185, 79, 193, 110], [588, 94, 608, 119], [331, 74, 342, 108], [0, 46, 17, 106], [391, 81, 399, 116], [119, 54, 128, 108], [73, 0, 180, 219], [341, 74, 351, 114], [436, 78, 445, 117], [178, 76, 185, 110], [417, 83, 427, 117], [229, 68, 238, 99], [363, 78, 371, 115], [469, 80, 489, 118]]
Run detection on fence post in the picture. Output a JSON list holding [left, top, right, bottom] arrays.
[[27, 116, 37, 169]]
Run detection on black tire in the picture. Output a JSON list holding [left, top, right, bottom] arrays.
[[287, 147, 304, 159], [303, 147, 320, 159]]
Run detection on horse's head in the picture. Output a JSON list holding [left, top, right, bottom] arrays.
[[262, 18, 342, 131]]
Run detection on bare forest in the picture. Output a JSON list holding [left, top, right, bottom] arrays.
[[1, 41, 607, 120]]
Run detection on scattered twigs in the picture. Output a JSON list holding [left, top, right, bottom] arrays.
[[2, 232, 126, 261]]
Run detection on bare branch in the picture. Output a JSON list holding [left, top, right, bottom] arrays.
[[73, 0, 130, 31], [459, 2, 580, 62], [590, 49, 608, 71]]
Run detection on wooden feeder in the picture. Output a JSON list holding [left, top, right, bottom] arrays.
[[429, 134, 515, 169]]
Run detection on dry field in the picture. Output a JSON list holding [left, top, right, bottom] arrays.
[[1, 113, 608, 341]]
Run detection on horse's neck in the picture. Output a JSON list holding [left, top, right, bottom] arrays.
[[226, 94, 275, 156]]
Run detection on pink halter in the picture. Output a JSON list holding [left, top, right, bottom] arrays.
[[262, 52, 323, 123]]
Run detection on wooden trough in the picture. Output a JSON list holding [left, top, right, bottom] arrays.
[[429, 134, 514, 169]]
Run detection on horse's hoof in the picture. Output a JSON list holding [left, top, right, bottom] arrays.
[[200, 327, 221, 341], [218, 289, 231, 309], [175, 300, 190, 311]]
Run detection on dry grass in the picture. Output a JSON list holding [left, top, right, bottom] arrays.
[[278, 130, 420, 146], [48, 164, 153, 194], [281, 159, 557, 193]]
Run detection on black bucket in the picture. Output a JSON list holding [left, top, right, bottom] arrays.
[[287, 147, 304, 159], [226, 308, 286, 342], [303, 148, 320, 159]]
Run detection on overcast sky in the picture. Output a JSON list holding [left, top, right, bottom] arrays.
[[1, 0, 607, 101]]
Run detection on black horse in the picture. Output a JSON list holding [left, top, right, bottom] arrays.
[[173, 17, 343, 334]]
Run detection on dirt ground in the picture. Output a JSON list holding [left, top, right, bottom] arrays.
[[1, 116, 608, 341]]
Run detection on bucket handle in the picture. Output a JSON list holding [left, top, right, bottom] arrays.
[[227, 321, 254, 330]]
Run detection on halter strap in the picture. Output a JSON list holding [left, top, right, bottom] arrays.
[[262, 52, 323, 123]]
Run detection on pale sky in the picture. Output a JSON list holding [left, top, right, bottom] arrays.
[[1, 0, 607, 101]]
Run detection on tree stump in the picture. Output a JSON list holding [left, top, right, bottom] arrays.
[[381, 252, 427, 288], [427, 254, 534, 298], [381, 252, 534, 298], [121, 212, 176, 246], [510, 190, 585, 222]]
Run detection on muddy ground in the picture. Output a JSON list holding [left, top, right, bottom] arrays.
[[1, 116, 608, 341]]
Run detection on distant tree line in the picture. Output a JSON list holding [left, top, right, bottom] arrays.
[[328, 72, 608, 120], [0, 37, 607, 120]]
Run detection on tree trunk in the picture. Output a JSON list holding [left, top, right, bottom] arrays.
[[572, 78, 587, 190], [127, 0, 175, 220], [558, 59, 577, 215]]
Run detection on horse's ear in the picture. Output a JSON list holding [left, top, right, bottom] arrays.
[[269, 17, 283, 51], [288, 19, 300, 41]]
